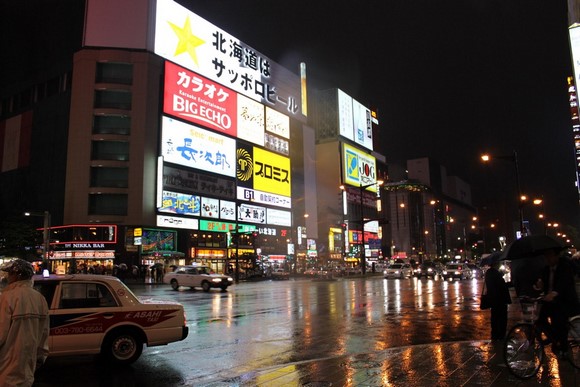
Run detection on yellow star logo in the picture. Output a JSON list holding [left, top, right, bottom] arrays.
[[168, 16, 205, 66]]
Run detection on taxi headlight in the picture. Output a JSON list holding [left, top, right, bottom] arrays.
[[227, 277, 233, 282], [212, 278, 222, 283]]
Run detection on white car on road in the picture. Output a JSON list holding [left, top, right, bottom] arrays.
[[33, 274, 188, 365], [163, 265, 234, 291], [383, 263, 413, 279]]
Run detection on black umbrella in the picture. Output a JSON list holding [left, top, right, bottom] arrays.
[[500, 235, 565, 260], [480, 251, 502, 266]]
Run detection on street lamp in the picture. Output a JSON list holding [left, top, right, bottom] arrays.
[[24, 210, 51, 272], [481, 150, 525, 237]]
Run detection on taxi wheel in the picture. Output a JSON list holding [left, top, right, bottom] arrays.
[[202, 281, 211, 292], [102, 328, 144, 365], [170, 279, 179, 290], [220, 285, 228, 291]]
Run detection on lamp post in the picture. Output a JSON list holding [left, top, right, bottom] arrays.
[[24, 211, 51, 272], [481, 150, 525, 237]]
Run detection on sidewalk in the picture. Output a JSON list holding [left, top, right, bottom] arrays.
[[207, 341, 579, 386]]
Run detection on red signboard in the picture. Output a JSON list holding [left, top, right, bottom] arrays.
[[164, 61, 237, 136]]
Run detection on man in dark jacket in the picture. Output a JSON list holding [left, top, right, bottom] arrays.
[[534, 248, 580, 356], [485, 259, 512, 340]]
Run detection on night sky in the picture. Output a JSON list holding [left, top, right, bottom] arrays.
[[184, 0, 580, 233]]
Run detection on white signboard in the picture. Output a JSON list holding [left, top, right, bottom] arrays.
[[236, 187, 291, 208], [161, 116, 236, 177], [267, 208, 291, 227], [219, 200, 236, 220], [156, 215, 199, 230], [237, 94, 265, 146], [338, 89, 354, 141], [352, 98, 373, 151], [201, 197, 220, 218], [265, 106, 290, 139], [238, 203, 266, 224]]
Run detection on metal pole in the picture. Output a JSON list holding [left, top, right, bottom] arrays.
[[235, 231, 240, 284], [513, 150, 525, 236], [43, 211, 51, 272], [360, 184, 366, 275]]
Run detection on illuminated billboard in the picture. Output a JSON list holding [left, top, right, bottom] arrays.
[[336, 89, 373, 151], [236, 143, 291, 197], [265, 106, 290, 139], [237, 94, 265, 146], [159, 190, 200, 216], [238, 203, 266, 224], [154, 0, 304, 121], [352, 98, 373, 150], [161, 116, 236, 177], [338, 89, 354, 141], [163, 61, 237, 136], [342, 143, 377, 190], [570, 26, 580, 94]]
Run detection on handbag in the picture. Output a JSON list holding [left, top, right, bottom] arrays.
[[480, 281, 491, 310]]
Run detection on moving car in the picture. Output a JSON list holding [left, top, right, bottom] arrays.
[[414, 261, 441, 278], [163, 265, 233, 291], [441, 263, 473, 280], [383, 263, 413, 279], [271, 268, 290, 280], [467, 263, 484, 279], [32, 274, 188, 365]]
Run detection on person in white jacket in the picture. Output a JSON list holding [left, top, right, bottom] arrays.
[[0, 259, 49, 387]]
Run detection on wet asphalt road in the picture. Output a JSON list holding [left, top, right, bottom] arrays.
[[34, 275, 517, 386]]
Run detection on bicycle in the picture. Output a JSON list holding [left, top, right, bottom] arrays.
[[503, 296, 580, 379]]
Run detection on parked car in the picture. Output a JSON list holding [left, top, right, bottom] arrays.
[[32, 274, 188, 365], [271, 268, 290, 280], [414, 261, 441, 278], [163, 265, 233, 291], [383, 263, 413, 279], [441, 263, 473, 280]]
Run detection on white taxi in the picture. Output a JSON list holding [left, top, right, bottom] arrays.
[[32, 274, 188, 365], [163, 265, 233, 291]]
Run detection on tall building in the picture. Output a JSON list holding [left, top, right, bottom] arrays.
[[384, 158, 478, 261], [0, 0, 320, 275]]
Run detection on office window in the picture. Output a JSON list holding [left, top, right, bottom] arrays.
[[91, 140, 129, 161], [94, 90, 132, 110], [89, 194, 128, 216], [96, 62, 133, 85], [93, 115, 131, 135], [90, 167, 128, 188]]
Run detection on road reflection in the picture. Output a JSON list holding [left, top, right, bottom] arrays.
[[34, 276, 505, 386]]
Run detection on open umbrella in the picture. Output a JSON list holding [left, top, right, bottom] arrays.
[[500, 234, 565, 260], [480, 251, 502, 266]]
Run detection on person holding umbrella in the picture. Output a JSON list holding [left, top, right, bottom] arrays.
[[483, 253, 512, 341], [532, 246, 580, 357]]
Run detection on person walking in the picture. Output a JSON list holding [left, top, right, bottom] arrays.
[[0, 258, 50, 387], [484, 258, 512, 341]]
